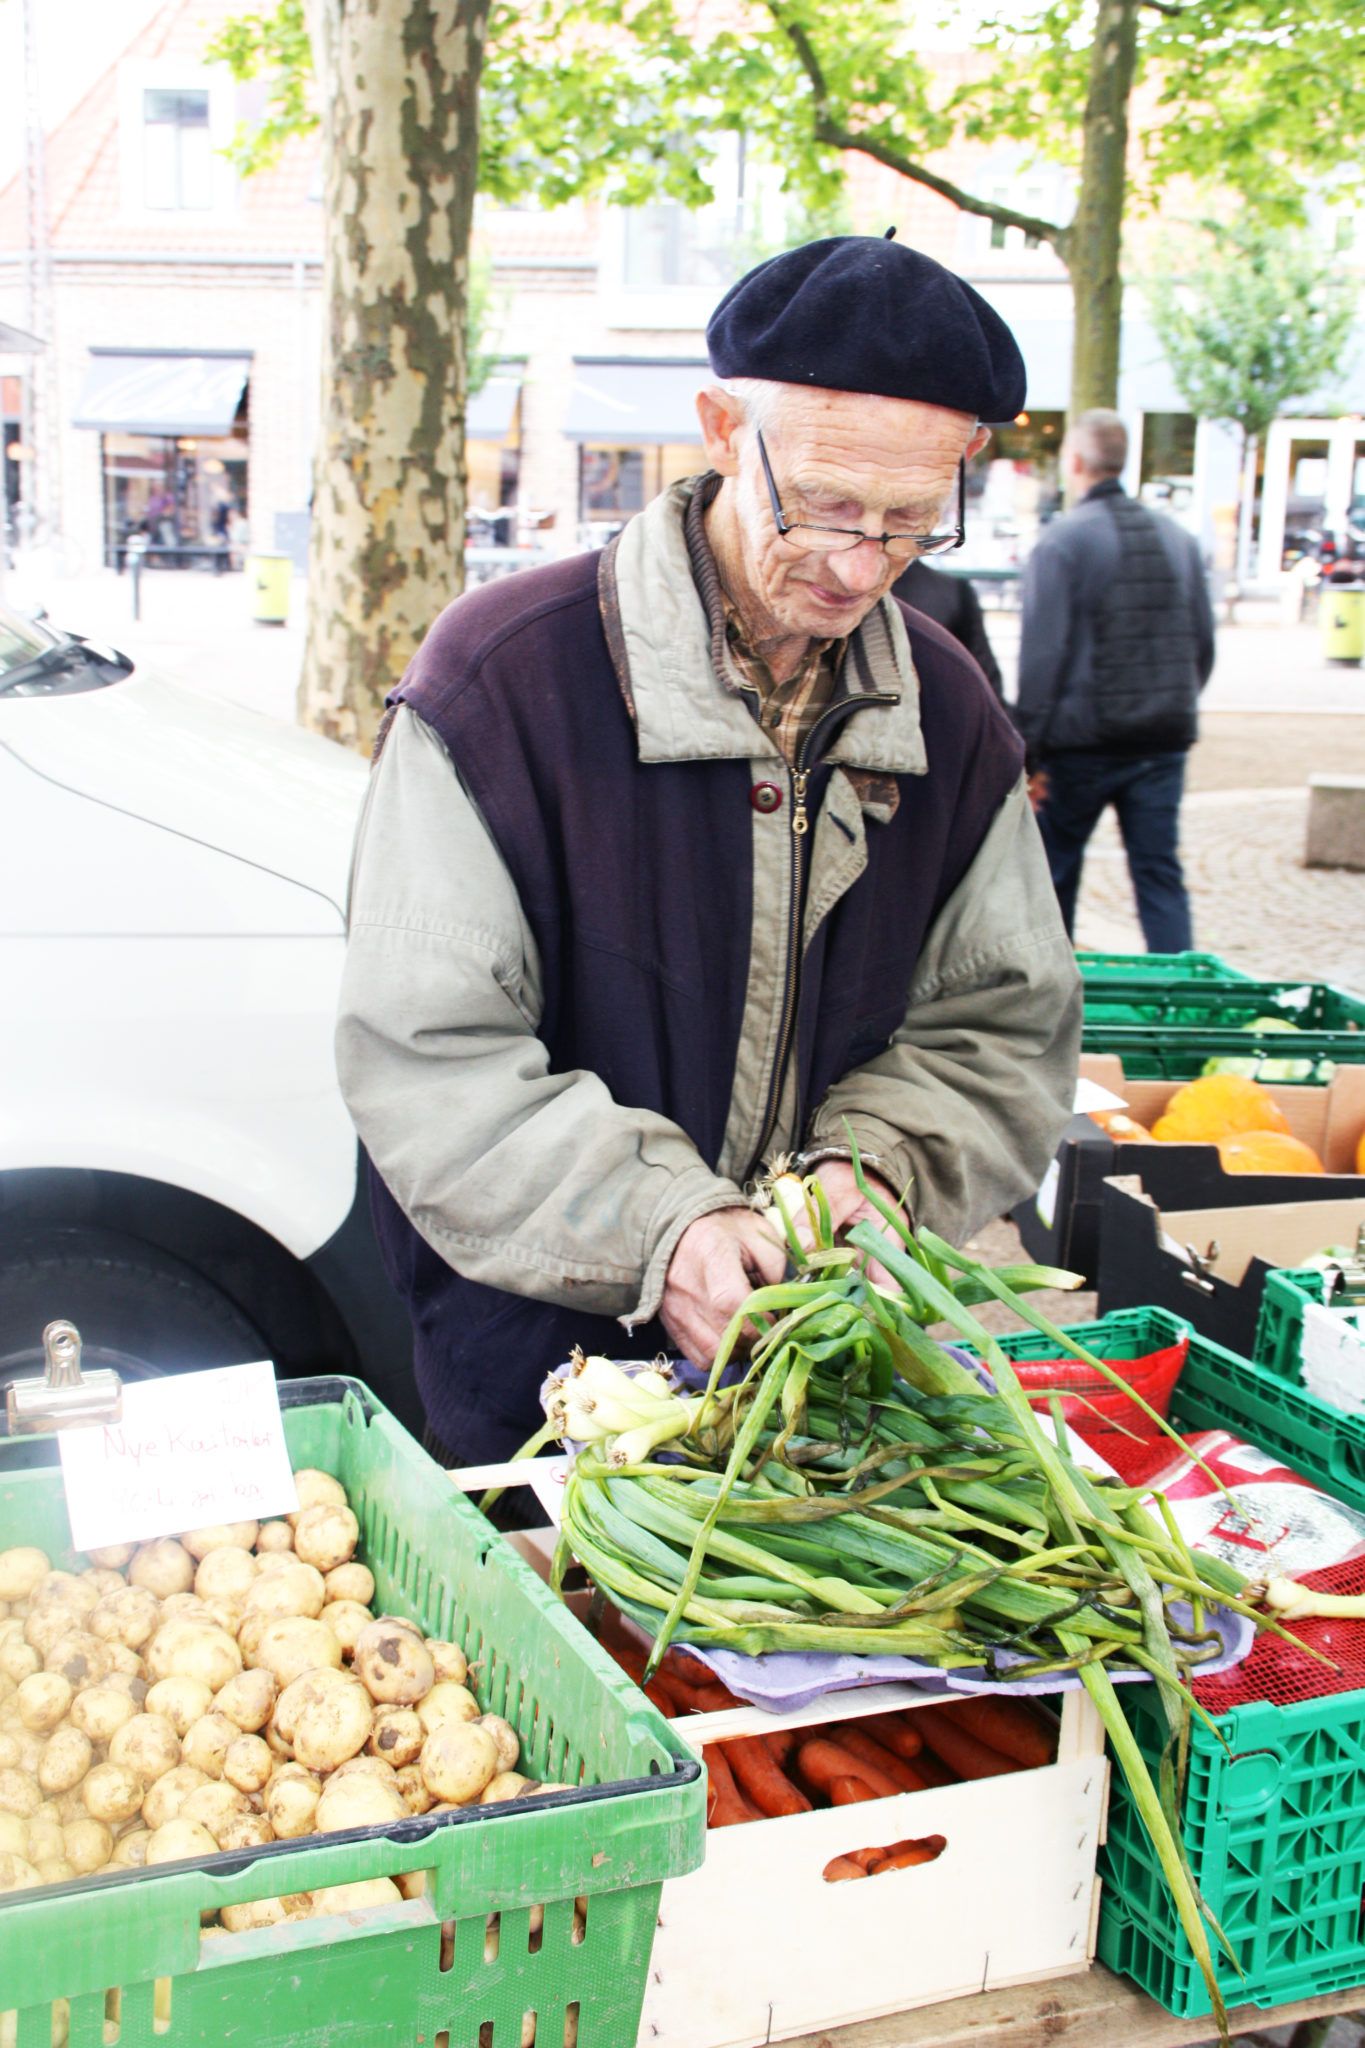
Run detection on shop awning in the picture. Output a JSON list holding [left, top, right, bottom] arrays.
[[73, 350, 252, 435], [564, 359, 709, 444], [466, 368, 521, 441]]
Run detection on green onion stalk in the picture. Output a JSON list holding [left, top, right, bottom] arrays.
[[534, 1146, 1344, 2041]]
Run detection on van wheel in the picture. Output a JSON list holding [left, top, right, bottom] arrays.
[[0, 1229, 267, 1397]]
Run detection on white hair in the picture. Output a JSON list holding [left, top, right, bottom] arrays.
[[705, 376, 789, 436]]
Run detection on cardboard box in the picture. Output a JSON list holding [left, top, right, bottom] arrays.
[[1013, 1059, 1365, 1284], [1095, 1185, 1365, 1357]]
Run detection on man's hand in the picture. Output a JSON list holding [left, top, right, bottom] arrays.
[[1027, 770, 1050, 813], [778, 1160, 908, 1286], [659, 1207, 788, 1366]]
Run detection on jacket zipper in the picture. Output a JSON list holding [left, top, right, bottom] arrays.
[[746, 693, 896, 1178]]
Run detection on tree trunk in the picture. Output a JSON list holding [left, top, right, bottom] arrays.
[[300, 0, 489, 749], [1064, 0, 1138, 420], [1235, 429, 1258, 592]]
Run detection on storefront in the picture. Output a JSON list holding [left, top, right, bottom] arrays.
[[71, 347, 252, 569], [464, 361, 523, 548], [564, 357, 708, 546]]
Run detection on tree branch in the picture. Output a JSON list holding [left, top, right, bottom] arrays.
[[1138, 0, 1185, 15], [765, 0, 1068, 255]]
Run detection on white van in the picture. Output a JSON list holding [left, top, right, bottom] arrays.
[[0, 604, 416, 1429]]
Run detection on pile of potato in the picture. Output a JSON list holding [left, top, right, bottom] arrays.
[[0, 1468, 563, 1929]]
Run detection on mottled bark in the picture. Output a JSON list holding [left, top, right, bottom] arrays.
[[300, 0, 489, 748], [1066, 0, 1138, 420]]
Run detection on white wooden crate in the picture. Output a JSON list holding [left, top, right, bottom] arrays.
[[455, 1461, 1109, 2048]]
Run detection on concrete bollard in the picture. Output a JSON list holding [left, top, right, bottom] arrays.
[[1306, 775, 1365, 871]]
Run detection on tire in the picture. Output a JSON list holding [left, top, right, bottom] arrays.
[[0, 1228, 268, 1395]]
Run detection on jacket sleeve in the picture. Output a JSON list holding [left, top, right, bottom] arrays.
[[1190, 540, 1217, 687], [803, 774, 1081, 1241], [1011, 535, 1073, 764], [957, 578, 1005, 699], [335, 707, 744, 1322]]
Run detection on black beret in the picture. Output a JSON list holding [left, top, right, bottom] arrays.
[[707, 235, 1026, 424]]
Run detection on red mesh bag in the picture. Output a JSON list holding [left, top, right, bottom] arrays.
[[1194, 1555, 1365, 1711], [1010, 1336, 1190, 1486]]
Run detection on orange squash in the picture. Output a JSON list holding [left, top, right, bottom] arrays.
[[1216, 1130, 1324, 1176], [1088, 1110, 1155, 1143], [1357, 1126, 1365, 1176], [1151, 1074, 1293, 1145]]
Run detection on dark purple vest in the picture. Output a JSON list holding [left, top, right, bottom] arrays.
[[369, 549, 1022, 1459]]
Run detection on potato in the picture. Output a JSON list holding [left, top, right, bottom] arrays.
[[70, 1684, 138, 1745], [53, 1787, 89, 1824], [109, 1714, 181, 1785], [35, 1855, 76, 1886], [34, 1571, 97, 1615], [37, 1726, 93, 1798], [214, 1667, 276, 1734], [89, 1587, 161, 1651], [476, 1716, 519, 1773], [108, 1827, 152, 1869], [81, 1568, 127, 1598], [182, 1712, 237, 1779], [418, 1723, 498, 1806], [329, 1754, 395, 1785], [86, 1543, 135, 1571], [180, 1522, 259, 1562], [128, 1540, 195, 1600], [61, 1815, 112, 1874], [479, 1772, 532, 1804], [416, 1683, 479, 1735], [254, 1521, 294, 1554], [146, 1816, 218, 1865], [159, 1594, 218, 1624], [0, 1552, 49, 1603], [315, 1772, 407, 1833], [44, 1631, 112, 1690], [235, 1613, 273, 1665], [145, 1619, 243, 1693], [354, 1622, 434, 1706], [242, 1563, 326, 1625], [215, 1809, 275, 1852], [287, 1470, 348, 1524], [253, 1617, 343, 1689], [104, 1645, 148, 1681], [0, 1639, 39, 1686], [0, 1852, 40, 1891], [264, 1718, 294, 1761], [425, 1640, 469, 1686], [220, 1895, 288, 1933], [292, 1505, 359, 1574], [15, 1672, 72, 1734], [264, 1769, 320, 1839], [26, 1816, 63, 1865], [0, 1736, 16, 1773], [179, 1780, 248, 1842], [394, 1763, 433, 1814], [273, 1667, 356, 1743], [222, 1735, 273, 1795], [310, 1876, 402, 1917], [318, 1601, 371, 1658], [368, 1708, 424, 1768], [0, 1813, 26, 1857], [324, 1563, 374, 1607], [202, 1598, 247, 1638], [194, 1548, 257, 1604], [292, 1686, 372, 1774], [82, 1761, 144, 1826], [11, 1731, 43, 1776], [141, 1763, 209, 1831], [0, 1768, 41, 1818], [144, 1676, 213, 1737]]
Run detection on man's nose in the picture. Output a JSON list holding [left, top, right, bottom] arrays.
[[826, 539, 890, 594]]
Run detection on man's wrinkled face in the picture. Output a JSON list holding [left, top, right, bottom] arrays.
[[708, 387, 986, 645]]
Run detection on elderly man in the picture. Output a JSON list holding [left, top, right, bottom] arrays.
[[337, 236, 1081, 1465]]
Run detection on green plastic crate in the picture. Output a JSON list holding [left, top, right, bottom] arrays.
[[1076, 950, 1251, 986], [1254, 1267, 1333, 1383], [993, 1310, 1365, 2016], [0, 1377, 705, 2048], [1080, 976, 1365, 1079]]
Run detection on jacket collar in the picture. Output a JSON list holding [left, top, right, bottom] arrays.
[[599, 476, 927, 775]]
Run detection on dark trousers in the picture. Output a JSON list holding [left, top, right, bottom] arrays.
[[1038, 750, 1193, 953]]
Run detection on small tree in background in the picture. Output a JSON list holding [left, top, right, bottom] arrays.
[[1145, 219, 1358, 589]]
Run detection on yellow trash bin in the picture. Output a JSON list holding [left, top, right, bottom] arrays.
[[247, 552, 292, 626], [1320, 582, 1365, 664]]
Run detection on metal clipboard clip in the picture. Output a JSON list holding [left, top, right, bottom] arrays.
[[5, 1321, 123, 1436], [1179, 1240, 1221, 1297]]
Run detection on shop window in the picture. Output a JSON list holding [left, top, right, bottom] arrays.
[[144, 89, 212, 210], [580, 448, 646, 521]]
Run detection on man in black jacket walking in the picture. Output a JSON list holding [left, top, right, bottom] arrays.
[[1012, 411, 1215, 951]]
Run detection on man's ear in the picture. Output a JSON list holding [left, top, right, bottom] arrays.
[[965, 423, 991, 461], [696, 388, 745, 476]]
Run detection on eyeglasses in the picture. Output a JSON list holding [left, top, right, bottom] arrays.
[[756, 428, 965, 559]]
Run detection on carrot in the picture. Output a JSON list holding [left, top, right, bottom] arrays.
[[869, 1839, 943, 1873], [843, 1845, 882, 1870], [831, 1776, 878, 1806], [604, 1644, 681, 1716], [726, 1737, 812, 1817], [822, 1856, 868, 1881], [907, 1745, 957, 1787], [703, 1745, 756, 1827], [797, 1738, 901, 1801], [863, 1712, 924, 1760], [915, 1706, 1020, 1780], [763, 1729, 798, 1768], [834, 1725, 927, 1793], [658, 1651, 742, 1712], [946, 1697, 1055, 1770]]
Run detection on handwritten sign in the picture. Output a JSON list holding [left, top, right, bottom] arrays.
[[58, 1361, 299, 1552]]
